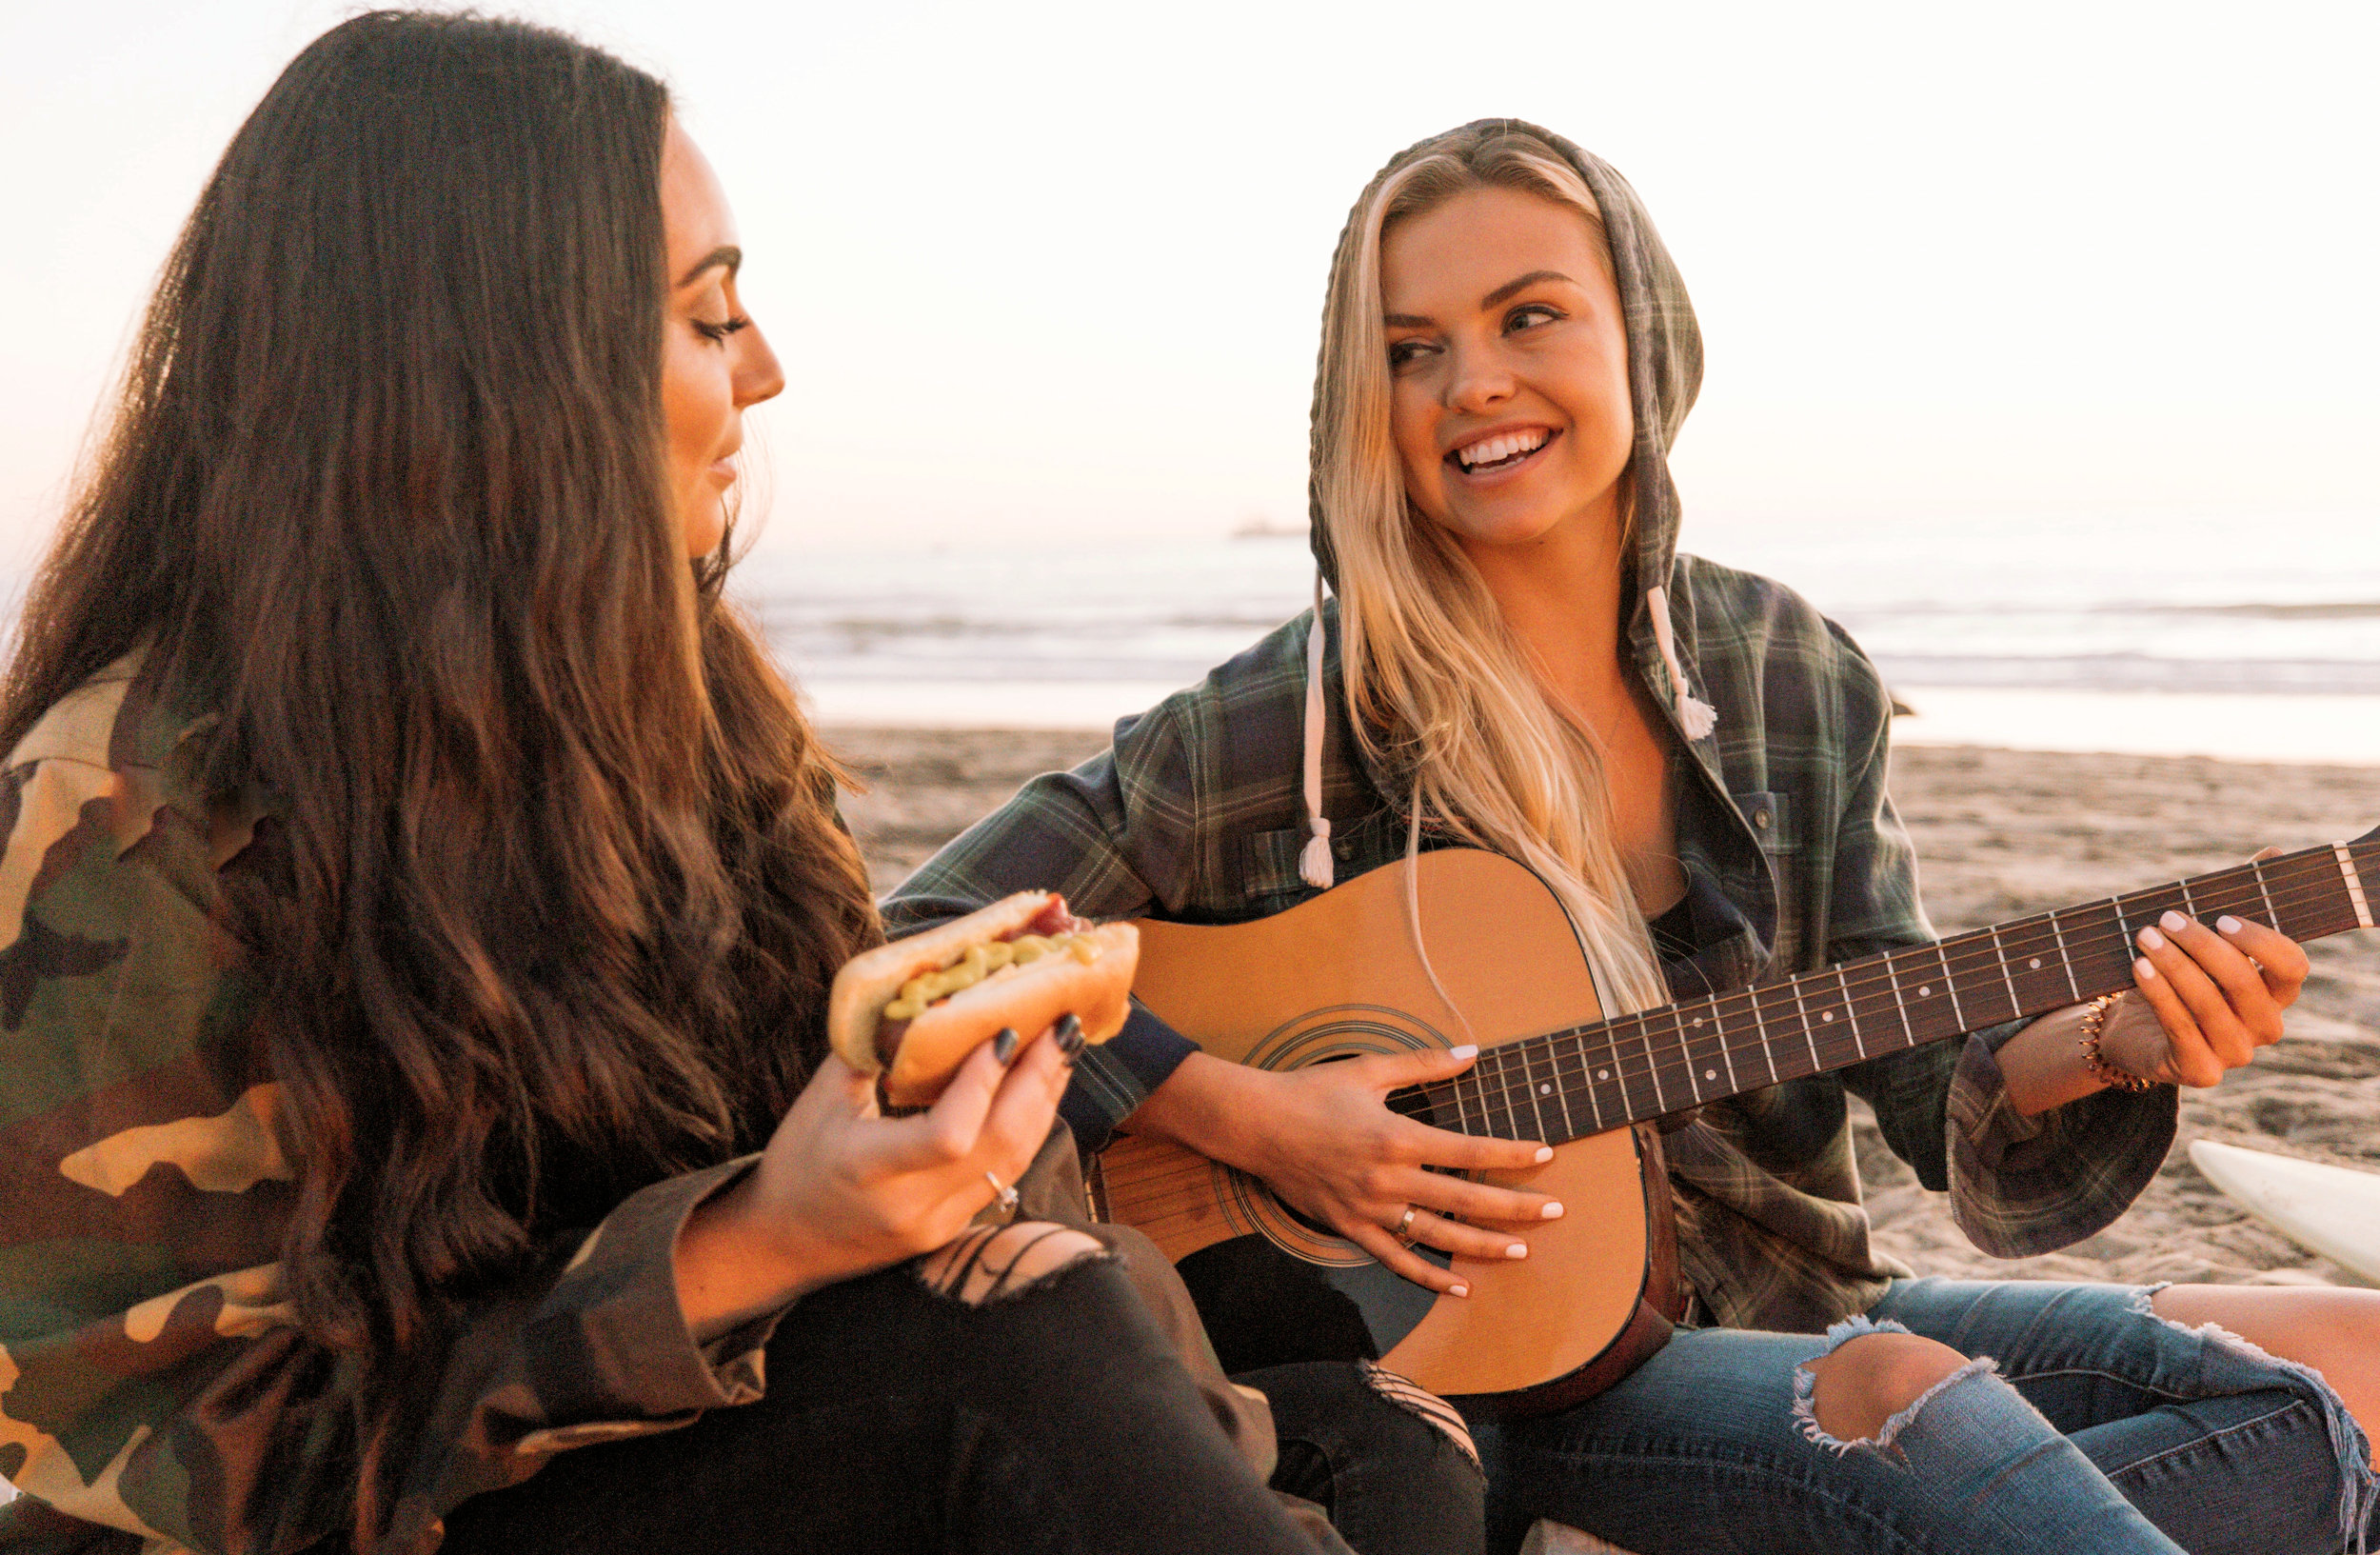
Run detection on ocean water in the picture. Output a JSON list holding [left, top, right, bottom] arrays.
[[732, 508, 2380, 762]]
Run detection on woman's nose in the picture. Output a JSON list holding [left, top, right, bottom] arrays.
[[736, 324, 786, 409], [1444, 341, 1515, 414]]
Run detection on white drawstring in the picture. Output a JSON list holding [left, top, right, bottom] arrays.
[[1646, 584, 1717, 741], [1298, 570, 1336, 889]]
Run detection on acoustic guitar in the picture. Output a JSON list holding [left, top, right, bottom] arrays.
[[1087, 827, 2380, 1417]]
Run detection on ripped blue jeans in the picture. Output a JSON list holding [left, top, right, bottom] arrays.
[[1467, 1278, 2375, 1555]]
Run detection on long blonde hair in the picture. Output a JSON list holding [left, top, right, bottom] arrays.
[[1316, 124, 1669, 1015]]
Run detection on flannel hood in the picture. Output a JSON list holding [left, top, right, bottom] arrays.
[[1305, 118, 1705, 617]]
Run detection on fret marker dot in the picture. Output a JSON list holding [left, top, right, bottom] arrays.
[[1693, 1017, 1704, 1027], [2029, 957, 2041, 969], [1822, 1010, 1834, 1022], [1919, 985, 1932, 996], [1539, 1084, 1551, 1096], [1705, 1068, 1716, 1081], [1597, 1068, 1610, 1081]]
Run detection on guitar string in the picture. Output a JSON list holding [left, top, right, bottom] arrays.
[[1101, 869, 2358, 1206], [1429, 874, 2352, 1137], [1478, 859, 2350, 1086], [1098, 860, 2366, 1207], [1101, 871, 2361, 1210], [1416, 867, 2357, 1137], [1242, 846, 2372, 1147], [1454, 867, 2337, 1092]]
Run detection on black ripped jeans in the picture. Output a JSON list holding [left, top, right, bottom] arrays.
[[1250, 1361, 1486, 1555], [438, 1251, 1477, 1555]]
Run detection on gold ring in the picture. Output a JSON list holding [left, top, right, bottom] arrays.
[[1395, 1205, 1419, 1246], [984, 1169, 1021, 1220]]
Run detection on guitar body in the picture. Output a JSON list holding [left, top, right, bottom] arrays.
[[1099, 849, 1680, 1416]]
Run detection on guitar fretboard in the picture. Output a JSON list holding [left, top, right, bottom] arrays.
[[1388, 828, 2380, 1145]]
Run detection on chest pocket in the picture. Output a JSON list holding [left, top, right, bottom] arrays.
[[1732, 787, 1803, 968], [1732, 790, 1794, 856], [1239, 808, 1403, 918]]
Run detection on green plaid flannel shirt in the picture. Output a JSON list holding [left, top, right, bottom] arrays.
[[884, 555, 2177, 1333]]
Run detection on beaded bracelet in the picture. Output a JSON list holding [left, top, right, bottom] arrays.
[[2078, 992, 2158, 1092]]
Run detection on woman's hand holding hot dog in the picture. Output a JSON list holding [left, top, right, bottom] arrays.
[[676, 892, 1135, 1330], [1133, 1046, 1562, 1297], [676, 1031, 1073, 1333]]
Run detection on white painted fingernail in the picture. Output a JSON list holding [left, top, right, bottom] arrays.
[[1541, 1202, 1565, 1219], [1506, 1243, 1528, 1259], [2136, 957, 2158, 981], [1450, 1045, 1478, 1060], [2217, 915, 2243, 934], [1448, 1284, 1469, 1298], [1533, 1146, 1554, 1164], [2137, 927, 2165, 950], [2160, 911, 2189, 933]]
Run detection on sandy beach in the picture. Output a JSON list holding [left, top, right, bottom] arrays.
[[829, 728, 2380, 1290]]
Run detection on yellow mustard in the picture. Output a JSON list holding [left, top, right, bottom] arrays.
[[880, 931, 1101, 1023]]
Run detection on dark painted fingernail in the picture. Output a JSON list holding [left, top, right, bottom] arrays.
[[992, 1027, 1021, 1065], [1055, 1013, 1085, 1057]]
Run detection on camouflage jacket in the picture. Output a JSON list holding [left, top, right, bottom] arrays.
[[884, 566, 2181, 1334], [0, 663, 780, 1555]]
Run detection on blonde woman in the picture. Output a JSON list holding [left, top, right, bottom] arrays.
[[887, 121, 2380, 1555]]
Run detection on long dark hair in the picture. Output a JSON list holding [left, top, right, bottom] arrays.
[[0, 11, 879, 1352]]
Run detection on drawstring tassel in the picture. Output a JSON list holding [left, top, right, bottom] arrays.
[[1299, 816, 1335, 891], [1646, 584, 1717, 742], [1674, 688, 1718, 742], [1299, 570, 1336, 889]]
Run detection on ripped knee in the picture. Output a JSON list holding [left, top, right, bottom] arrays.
[[1795, 1323, 1993, 1453], [1359, 1360, 1481, 1470], [916, 1222, 1106, 1306]]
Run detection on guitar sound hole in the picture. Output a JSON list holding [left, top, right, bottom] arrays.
[[1264, 1162, 1468, 1244]]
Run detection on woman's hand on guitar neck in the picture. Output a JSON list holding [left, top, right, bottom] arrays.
[[1131, 1047, 1562, 1295], [2000, 849, 2311, 1115]]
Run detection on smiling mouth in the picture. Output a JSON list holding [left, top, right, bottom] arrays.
[[1448, 427, 1557, 475]]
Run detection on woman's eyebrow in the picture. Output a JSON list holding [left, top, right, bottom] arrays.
[[1480, 269, 1572, 309], [675, 245, 743, 289], [1384, 269, 1578, 329]]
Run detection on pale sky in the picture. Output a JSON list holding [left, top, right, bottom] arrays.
[[3, 0, 2373, 570]]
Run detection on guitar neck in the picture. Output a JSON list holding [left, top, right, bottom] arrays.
[[1392, 829, 2380, 1146]]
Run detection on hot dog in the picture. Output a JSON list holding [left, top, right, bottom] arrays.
[[827, 893, 1139, 1107]]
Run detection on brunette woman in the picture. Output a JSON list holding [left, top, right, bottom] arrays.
[[0, 15, 1379, 1555], [888, 120, 2380, 1555]]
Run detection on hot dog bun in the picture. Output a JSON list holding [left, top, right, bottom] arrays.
[[827, 894, 1139, 1108], [828, 894, 1058, 1066]]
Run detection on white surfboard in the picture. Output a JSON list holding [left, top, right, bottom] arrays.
[[2189, 1140, 2380, 1284]]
